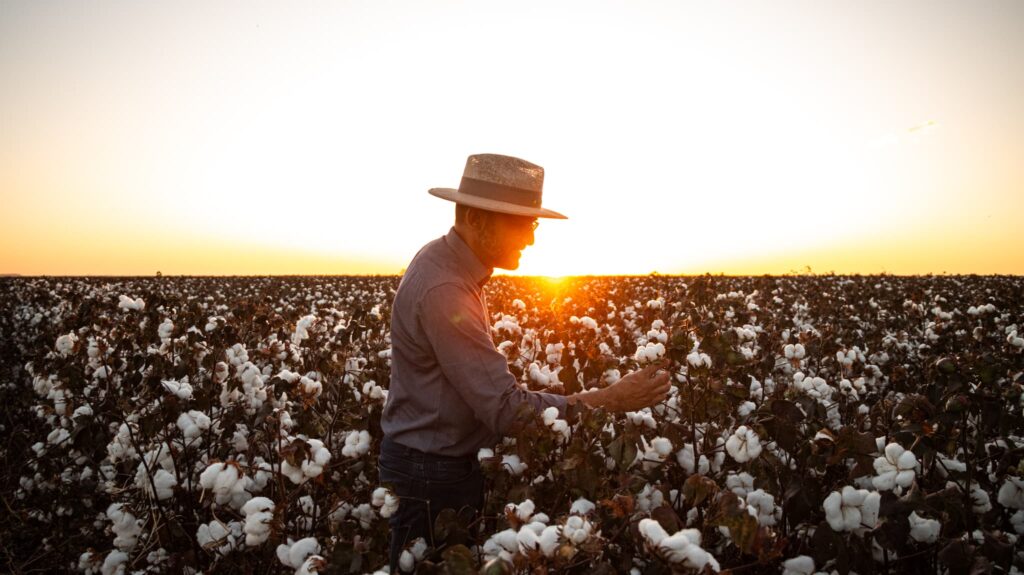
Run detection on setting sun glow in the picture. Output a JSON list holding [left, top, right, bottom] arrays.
[[2, 1, 1022, 276]]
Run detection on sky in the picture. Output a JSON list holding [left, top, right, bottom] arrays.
[[1, 0, 1022, 276]]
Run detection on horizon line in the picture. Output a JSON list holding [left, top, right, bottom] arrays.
[[3, 272, 1023, 279]]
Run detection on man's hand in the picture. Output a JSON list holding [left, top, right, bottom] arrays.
[[568, 360, 672, 413]]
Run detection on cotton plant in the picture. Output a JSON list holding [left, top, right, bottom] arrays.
[[784, 343, 806, 361], [277, 537, 321, 572], [634, 342, 666, 364], [638, 436, 673, 471], [726, 472, 756, 498], [501, 454, 528, 476], [117, 294, 145, 311], [528, 362, 561, 387], [781, 556, 818, 575], [562, 515, 595, 544], [725, 426, 762, 463], [872, 442, 919, 491], [745, 489, 780, 527], [136, 446, 177, 501], [638, 519, 720, 572], [341, 430, 371, 458], [626, 408, 658, 430], [371, 487, 399, 518], [280, 437, 331, 484], [55, 332, 78, 356], [998, 475, 1024, 509], [908, 512, 941, 543], [106, 503, 143, 551], [292, 315, 317, 345], [160, 377, 193, 400], [199, 461, 252, 508], [686, 349, 712, 369], [541, 406, 571, 442], [635, 483, 666, 513], [197, 519, 244, 555], [792, 372, 833, 401], [158, 318, 174, 340], [241, 497, 275, 546], [398, 538, 429, 572], [351, 503, 377, 529], [822, 486, 881, 532]]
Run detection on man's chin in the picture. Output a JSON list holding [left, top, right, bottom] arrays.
[[494, 253, 522, 271]]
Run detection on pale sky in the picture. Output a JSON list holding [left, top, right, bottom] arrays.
[[2, 0, 1022, 276]]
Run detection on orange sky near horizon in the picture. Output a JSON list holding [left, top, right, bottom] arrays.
[[1, 1, 1022, 277]]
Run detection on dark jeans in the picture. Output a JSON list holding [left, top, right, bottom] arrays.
[[378, 436, 485, 573]]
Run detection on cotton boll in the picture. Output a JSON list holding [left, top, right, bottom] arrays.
[[372, 487, 400, 518], [686, 351, 712, 368], [100, 550, 128, 575], [477, 447, 494, 461], [117, 295, 146, 311], [516, 525, 541, 553], [341, 430, 371, 458], [1009, 510, 1024, 535], [292, 315, 317, 345], [506, 499, 536, 523], [241, 497, 275, 546], [542, 406, 559, 426], [148, 469, 177, 501], [161, 378, 193, 400], [502, 454, 527, 476], [737, 401, 756, 417], [651, 437, 673, 457], [398, 537, 429, 572], [998, 476, 1024, 509], [563, 515, 593, 544], [745, 489, 778, 526], [860, 491, 881, 529], [47, 427, 69, 446], [823, 486, 873, 532], [782, 555, 815, 575], [296, 555, 326, 575], [638, 518, 668, 547], [106, 503, 142, 551], [276, 537, 321, 569], [492, 529, 519, 554], [352, 503, 377, 529], [872, 443, 918, 491], [725, 426, 762, 463], [197, 520, 243, 555], [55, 332, 78, 356], [908, 512, 940, 543], [158, 319, 174, 339], [176, 410, 211, 440], [538, 525, 561, 556], [570, 497, 595, 515]]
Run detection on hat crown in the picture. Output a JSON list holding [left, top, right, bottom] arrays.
[[463, 154, 544, 193]]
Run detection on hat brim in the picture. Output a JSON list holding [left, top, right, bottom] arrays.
[[428, 188, 568, 219]]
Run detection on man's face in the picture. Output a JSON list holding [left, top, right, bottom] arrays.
[[476, 211, 538, 270]]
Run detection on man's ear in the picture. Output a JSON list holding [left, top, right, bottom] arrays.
[[465, 206, 488, 232]]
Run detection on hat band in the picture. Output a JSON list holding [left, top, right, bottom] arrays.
[[458, 176, 543, 209]]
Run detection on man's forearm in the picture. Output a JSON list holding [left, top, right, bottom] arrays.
[[566, 387, 617, 413]]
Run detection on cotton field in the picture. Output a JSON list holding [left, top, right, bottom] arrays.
[[1, 274, 1023, 574]]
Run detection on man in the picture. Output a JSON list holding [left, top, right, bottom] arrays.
[[379, 153, 670, 571]]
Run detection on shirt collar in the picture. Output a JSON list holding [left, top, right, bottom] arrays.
[[444, 227, 493, 288]]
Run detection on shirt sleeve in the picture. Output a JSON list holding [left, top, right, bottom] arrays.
[[419, 281, 569, 435]]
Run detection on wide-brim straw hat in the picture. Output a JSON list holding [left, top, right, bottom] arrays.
[[429, 153, 568, 219]]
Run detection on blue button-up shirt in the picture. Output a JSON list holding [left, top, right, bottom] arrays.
[[381, 227, 570, 457]]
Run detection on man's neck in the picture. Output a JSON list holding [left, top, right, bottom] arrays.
[[453, 225, 490, 268]]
